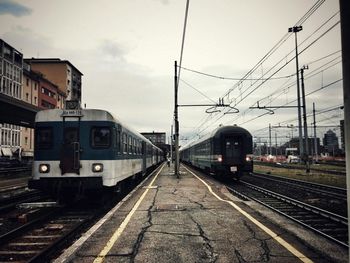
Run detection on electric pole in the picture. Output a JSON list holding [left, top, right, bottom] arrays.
[[300, 66, 310, 172], [313, 103, 318, 163], [269, 123, 272, 155], [339, 0, 350, 256], [289, 26, 303, 161], [174, 61, 179, 178]]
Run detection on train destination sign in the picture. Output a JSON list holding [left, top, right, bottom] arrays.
[[61, 110, 84, 117]]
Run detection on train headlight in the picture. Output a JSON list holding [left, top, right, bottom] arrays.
[[245, 155, 253, 162], [92, 163, 103, 172], [39, 164, 50, 173], [216, 155, 223, 162]]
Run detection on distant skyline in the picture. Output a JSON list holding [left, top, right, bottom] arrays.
[[0, 0, 343, 147]]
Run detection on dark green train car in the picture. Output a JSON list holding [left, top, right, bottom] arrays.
[[180, 125, 253, 180]]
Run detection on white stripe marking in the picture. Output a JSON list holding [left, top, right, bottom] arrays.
[[183, 165, 314, 263], [93, 164, 164, 263], [53, 165, 162, 263]]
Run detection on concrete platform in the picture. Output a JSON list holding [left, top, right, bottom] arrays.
[[54, 163, 348, 263]]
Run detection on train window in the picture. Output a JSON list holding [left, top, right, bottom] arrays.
[[36, 127, 53, 149], [91, 127, 111, 148], [138, 141, 141, 154], [64, 127, 78, 144], [122, 133, 127, 153], [116, 128, 121, 153], [128, 136, 132, 154]]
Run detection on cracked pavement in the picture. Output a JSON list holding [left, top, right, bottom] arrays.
[[66, 165, 344, 263]]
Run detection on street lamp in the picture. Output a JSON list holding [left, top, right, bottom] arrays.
[[288, 26, 303, 162]]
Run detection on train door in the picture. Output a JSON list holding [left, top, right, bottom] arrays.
[[223, 136, 242, 164], [60, 122, 81, 175]]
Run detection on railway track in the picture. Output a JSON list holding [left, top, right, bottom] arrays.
[[254, 161, 346, 176], [0, 205, 97, 262], [228, 181, 348, 248], [242, 173, 347, 217], [0, 167, 32, 175], [0, 189, 44, 214], [250, 172, 347, 200], [0, 166, 158, 262]]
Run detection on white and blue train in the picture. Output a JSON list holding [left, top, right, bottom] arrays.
[[28, 107, 163, 199]]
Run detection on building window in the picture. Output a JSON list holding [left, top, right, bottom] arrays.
[[41, 100, 56, 109]]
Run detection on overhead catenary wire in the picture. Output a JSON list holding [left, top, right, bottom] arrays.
[[237, 78, 343, 125], [179, 0, 341, 144], [180, 79, 217, 104], [256, 57, 342, 107], [198, 76, 342, 136], [220, 0, 327, 100], [252, 104, 344, 135], [193, 12, 339, 136], [179, 66, 295, 81]]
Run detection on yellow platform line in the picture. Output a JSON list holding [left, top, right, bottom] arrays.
[[184, 166, 314, 263], [93, 164, 164, 263]]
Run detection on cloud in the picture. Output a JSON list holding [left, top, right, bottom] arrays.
[[98, 39, 128, 62], [154, 0, 170, 5], [1, 26, 55, 56], [0, 0, 32, 17]]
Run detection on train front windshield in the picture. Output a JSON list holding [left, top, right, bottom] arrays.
[[36, 127, 53, 149]]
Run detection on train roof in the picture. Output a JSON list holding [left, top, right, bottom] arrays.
[[35, 108, 117, 123], [180, 125, 252, 152], [35, 109, 162, 151]]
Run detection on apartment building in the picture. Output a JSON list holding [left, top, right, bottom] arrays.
[[323, 130, 340, 155], [37, 74, 59, 110], [0, 39, 23, 156], [25, 58, 83, 106], [20, 62, 39, 157], [1, 40, 83, 160]]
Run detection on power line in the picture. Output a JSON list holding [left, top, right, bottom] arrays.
[[179, 66, 295, 80], [220, 0, 327, 100], [252, 104, 343, 135], [183, 1, 338, 138], [295, 0, 326, 25], [180, 79, 217, 103], [194, 17, 341, 134], [307, 50, 341, 65], [256, 57, 342, 107]]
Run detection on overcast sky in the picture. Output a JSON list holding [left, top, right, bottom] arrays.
[[0, 0, 343, 146]]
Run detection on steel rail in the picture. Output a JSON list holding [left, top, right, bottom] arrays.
[[227, 181, 348, 248], [250, 172, 347, 200]]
